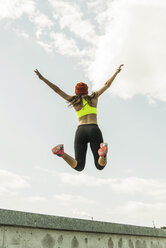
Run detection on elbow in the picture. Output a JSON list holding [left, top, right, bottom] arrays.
[[105, 82, 110, 88], [54, 86, 60, 93]]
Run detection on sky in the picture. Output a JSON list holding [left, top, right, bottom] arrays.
[[0, 0, 166, 228]]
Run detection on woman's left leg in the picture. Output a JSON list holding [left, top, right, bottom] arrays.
[[91, 143, 107, 168], [88, 125, 107, 170], [98, 154, 107, 167]]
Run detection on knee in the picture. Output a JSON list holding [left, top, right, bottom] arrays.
[[96, 165, 105, 170], [95, 160, 106, 170], [74, 166, 84, 172], [74, 160, 85, 172]]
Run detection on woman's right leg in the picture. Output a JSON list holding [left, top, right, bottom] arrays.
[[61, 153, 77, 169], [74, 126, 88, 171], [52, 126, 88, 171], [52, 145, 77, 169]]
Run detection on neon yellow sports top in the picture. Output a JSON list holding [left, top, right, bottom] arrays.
[[76, 98, 97, 118]]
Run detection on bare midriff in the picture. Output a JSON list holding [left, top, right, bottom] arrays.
[[78, 113, 97, 125]]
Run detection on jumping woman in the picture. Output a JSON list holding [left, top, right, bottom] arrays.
[[34, 64, 123, 171]]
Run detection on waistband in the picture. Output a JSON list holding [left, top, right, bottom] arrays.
[[77, 124, 98, 128]]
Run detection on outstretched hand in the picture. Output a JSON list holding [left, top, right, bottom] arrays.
[[116, 64, 124, 73], [34, 69, 44, 80]]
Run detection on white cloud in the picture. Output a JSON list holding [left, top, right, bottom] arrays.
[[48, 0, 97, 44], [0, 0, 36, 19], [59, 172, 111, 187], [0, 186, 18, 196], [86, 0, 166, 102], [59, 172, 166, 201], [87, 0, 113, 33], [54, 193, 95, 205], [110, 177, 166, 200], [2, 0, 166, 104], [30, 11, 54, 39], [50, 32, 81, 57], [37, 40, 53, 53], [31, 11, 53, 30], [73, 208, 94, 220], [110, 201, 166, 227], [34, 166, 55, 174], [14, 28, 29, 38], [0, 169, 30, 196], [24, 196, 46, 202], [0, 0, 53, 40]]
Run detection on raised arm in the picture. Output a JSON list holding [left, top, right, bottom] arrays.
[[34, 69, 71, 101], [96, 64, 124, 96]]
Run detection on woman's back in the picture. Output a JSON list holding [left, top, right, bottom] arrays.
[[73, 94, 98, 125]]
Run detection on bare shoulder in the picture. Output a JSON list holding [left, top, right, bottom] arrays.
[[90, 91, 99, 99], [89, 92, 99, 107]]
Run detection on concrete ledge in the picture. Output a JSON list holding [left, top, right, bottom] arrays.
[[0, 209, 166, 238]]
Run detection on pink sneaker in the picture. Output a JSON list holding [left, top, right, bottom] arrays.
[[98, 143, 108, 157], [52, 144, 64, 157]]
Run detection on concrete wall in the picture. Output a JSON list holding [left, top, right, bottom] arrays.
[[0, 209, 166, 248]]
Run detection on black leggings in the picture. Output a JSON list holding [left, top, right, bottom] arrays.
[[74, 124, 105, 171]]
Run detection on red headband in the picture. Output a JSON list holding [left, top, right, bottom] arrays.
[[75, 82, 88, 95]]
